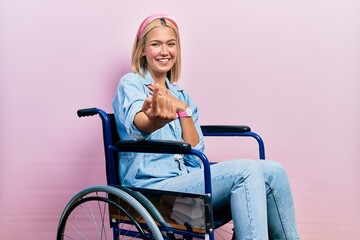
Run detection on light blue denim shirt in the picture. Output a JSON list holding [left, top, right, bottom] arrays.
[[112, 71, 205, 188]]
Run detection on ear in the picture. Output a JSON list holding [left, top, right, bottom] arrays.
[[141, 47, 146, 56]]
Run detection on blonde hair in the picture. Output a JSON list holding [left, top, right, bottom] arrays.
[[131, 17, 181, 83]]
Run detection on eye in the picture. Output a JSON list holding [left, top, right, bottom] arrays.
[[168, 41, 176, 47], [150, 42, 159, 47]]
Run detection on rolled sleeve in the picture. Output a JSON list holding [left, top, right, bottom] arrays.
[[125, 100, 150, 140], [112, 73, 151, 141]]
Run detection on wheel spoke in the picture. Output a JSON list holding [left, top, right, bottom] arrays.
[[57, 187, 163, 240], [65, 214, 88, 239]]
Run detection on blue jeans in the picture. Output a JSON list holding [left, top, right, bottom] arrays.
[[149, 159, 300, 240]]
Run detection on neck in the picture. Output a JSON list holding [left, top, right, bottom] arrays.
[[149, 71, 167, 88]]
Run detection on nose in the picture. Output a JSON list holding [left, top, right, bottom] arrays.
[[160, 44, 169, 55]]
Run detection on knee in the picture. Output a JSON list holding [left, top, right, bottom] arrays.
[[214, 159, 263, 179], [261, 160, 289, 184], [231, 159, 264, 179], [269, 160, 287, 175]]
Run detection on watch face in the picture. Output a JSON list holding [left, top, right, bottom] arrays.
[[185, 107, 193, 116]]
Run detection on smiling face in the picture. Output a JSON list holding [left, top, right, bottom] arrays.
[[142, 26, 178, 82]]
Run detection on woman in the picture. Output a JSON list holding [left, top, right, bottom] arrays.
[[112, 13, 300, 239]]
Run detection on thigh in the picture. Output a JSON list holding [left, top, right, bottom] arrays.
[[150, 159, 263, 209]]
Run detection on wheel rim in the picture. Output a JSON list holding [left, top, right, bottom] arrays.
[[57, 192, 152, 240]]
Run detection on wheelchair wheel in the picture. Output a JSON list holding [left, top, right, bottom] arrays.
[[57, 185, 163, 240]]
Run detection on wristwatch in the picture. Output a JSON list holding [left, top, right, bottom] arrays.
[[176, 107, 193, 118]]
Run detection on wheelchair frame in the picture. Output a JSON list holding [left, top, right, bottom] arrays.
[[57, 107, 265, 240]]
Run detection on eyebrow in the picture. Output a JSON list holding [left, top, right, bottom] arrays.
[[148, 38, 176, 42]]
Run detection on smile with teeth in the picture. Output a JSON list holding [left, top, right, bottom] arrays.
[[157, 58, 170, 63]]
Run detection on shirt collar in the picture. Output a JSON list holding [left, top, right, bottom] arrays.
[[143, 71, 184, 92]]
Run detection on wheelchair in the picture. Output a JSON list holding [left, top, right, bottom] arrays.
[[57, 108, 265, 240]]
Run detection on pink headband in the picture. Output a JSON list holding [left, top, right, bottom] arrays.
[[137, 13, 178, 41]]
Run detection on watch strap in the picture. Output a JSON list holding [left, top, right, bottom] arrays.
[[176, 111, 189, 118], [177, 107, 192, 118]]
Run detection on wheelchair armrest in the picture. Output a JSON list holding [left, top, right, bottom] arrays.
[[114, 140, 192, 154], [201, 125, 266, 159], [201, 125, 251, 136]]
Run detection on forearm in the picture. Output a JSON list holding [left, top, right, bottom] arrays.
[[134, 111, 167, 133], [180, 117, 199, 147]]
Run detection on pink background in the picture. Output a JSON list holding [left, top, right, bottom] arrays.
[[1, 1, 359, 239]]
